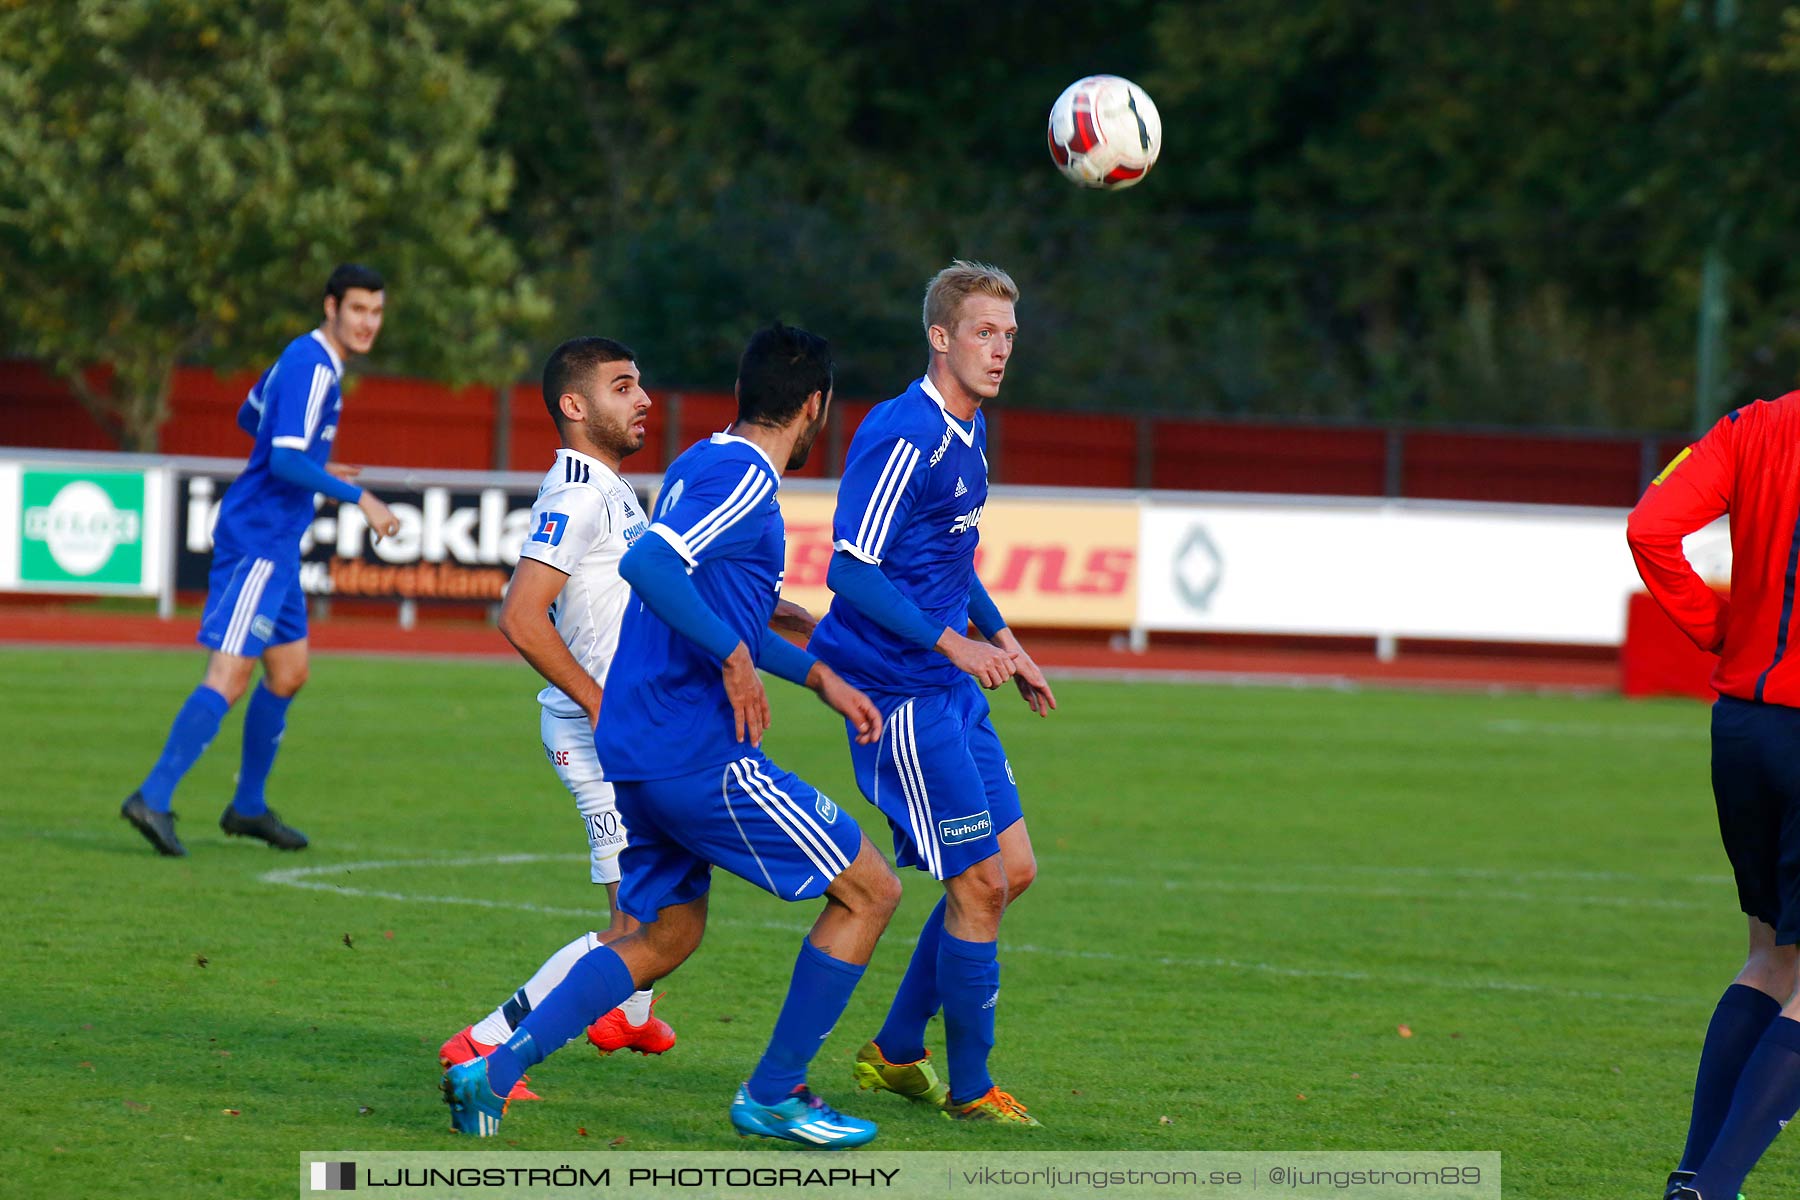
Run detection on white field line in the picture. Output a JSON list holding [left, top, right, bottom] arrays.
[[258, 854, 1705, 1007]]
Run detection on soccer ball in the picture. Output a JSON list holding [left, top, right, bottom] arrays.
[[1047, 75, 1162, 190]]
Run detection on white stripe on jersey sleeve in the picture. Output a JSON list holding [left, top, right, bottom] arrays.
[[647, 522, 697, 566], [852, 442, 910, 549], [687, 475, 772, 557], [270, 436, 309, 450], [845, 440, 919, 565], [832, 538, 880, 564], [302, 364, 332, 445], [865, 442, 920, 561], [679, 466, 773, 558]]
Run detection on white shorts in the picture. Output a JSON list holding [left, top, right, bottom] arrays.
[[540, 709, 627, 885]]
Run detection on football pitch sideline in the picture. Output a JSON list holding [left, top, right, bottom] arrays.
[[0, 646, 1777, 1198]]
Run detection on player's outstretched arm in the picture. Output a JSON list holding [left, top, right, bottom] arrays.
[[499, 557, 605, 727]]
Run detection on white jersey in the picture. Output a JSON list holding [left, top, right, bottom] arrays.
[[517, 447, 651, 718]]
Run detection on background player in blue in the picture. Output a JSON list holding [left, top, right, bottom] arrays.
[[809, 260, 1058, 1126], [118, 264, 401, 857], [443, 324, 903, 1147]]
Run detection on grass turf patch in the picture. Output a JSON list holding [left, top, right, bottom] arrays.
[[0, 646, 1758, 1197]]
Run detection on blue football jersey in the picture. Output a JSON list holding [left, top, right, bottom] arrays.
[[213, 330, 345, 556], [595, 433, 789, 781], [810, 376, 989, 693]]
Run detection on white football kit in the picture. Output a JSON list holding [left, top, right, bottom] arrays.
[[517, 447, 650, 884]]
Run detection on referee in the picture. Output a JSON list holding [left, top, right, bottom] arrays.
[[1629, 394, 1800, 1200]]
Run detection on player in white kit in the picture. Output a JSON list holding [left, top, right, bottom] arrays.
[[438, 337, 675, 1098]]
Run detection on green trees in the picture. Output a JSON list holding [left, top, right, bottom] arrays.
[[491, 0, 1800, 429], [9, 1, 1800, 438], [0, 1, 563, 449]]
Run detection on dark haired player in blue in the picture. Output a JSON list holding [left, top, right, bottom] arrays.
[[810, 261, 1057, 1126], [444, 324, 902, 1147], [118, 264, 400, 857]]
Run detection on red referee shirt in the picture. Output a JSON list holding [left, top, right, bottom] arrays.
[[1627, 393, 1800, 705]]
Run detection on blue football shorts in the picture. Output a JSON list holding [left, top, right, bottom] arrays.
[[1712, 694, 1800, 944], [196, 550, 306, 658], [847, 675, 1024, 881], [612, 752, 864, 923]]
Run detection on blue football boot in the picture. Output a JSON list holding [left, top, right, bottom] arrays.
[[730, 1082, 877, 1148], [442, 1056, 508, 1136]]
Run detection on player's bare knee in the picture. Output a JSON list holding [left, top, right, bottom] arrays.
[[972, 877, 1008, 921], [1004, 856, 1037, 903], [265, 663, 308, 697], [947, 861, 1008, 930], [203, 657, 255, 705], [1739, 942, 1800, 996], [866, 862, 903, 920], [832, 847, 902, 922]]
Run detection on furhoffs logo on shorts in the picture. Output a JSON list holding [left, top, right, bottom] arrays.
[[937, 811, 993, 845]]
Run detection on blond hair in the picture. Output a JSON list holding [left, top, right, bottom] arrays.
[[922, 260, 1019, 338]]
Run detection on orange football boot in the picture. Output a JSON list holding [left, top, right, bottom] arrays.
[[945, 1086, 1041, 1126], [437, 1026, 540, 1101], [586, 995, 676, 1056]]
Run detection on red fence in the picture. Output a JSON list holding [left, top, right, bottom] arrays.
[[0, 358, 1688, 505]]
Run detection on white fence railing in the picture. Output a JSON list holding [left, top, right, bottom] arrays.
[[0, 446, 1721, 647]]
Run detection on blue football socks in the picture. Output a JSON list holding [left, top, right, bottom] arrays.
[[140, 686, 231, 812], [486, 943, 635, 1097], [1692, 1014, 1800, 1199], [231, 683, 292, 817], [1680, 983, 1782, 1171], [872, 897, 946, 1065], [746, 939, 867, 1106], [938, 931, 999, 1106]]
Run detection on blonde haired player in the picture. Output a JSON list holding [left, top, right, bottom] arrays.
[[437, 337, 675, 1096], [809, 261, 1058, 1125]]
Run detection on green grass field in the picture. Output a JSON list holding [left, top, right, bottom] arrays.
[[0, 646, 1771, 1198]]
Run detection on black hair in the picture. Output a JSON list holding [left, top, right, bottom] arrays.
[[736, 323, 833, 428], [324, 263, 385, 302], [542, 336, 637, 428]]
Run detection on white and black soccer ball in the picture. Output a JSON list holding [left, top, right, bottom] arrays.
[[1046, 75, 1162, 190]]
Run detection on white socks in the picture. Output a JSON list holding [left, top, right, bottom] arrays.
[[469, 931, 602, 1046]]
